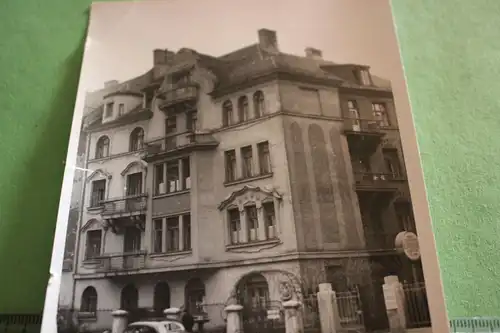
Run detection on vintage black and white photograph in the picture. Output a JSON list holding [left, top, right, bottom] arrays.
[[53, 1, 447, 332]]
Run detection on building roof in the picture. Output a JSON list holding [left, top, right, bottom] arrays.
[[84, 29, 392, 127]]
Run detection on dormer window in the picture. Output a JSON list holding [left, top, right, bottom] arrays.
[[105, 102, 114, 118], [353, 68, 372, 86]]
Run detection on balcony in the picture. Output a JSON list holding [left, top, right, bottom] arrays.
[[158, 84, 199, 111], [101, 194, 147, 219], [354, 172, 405, 192], [95, 252, 147, 276], [344, 118, 386, 156], [144, 132, 219, 162]]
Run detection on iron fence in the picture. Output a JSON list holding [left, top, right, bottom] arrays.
[[336, 288, 364, 330], [402, 282, 431, 328], [145, 132, 218, 156], [240, 301, 285, 333], [0, 314, 42, 333], [95, 252, 147, 273], [302, 294, 321, 333], [450, 317, 500, 333]]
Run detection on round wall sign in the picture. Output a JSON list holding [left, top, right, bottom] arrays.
[[395, 231, 421, 261]]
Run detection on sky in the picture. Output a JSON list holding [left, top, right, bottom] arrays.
[[79, 0, 403, 93]]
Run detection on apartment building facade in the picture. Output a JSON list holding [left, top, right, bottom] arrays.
[[69, 29, 425, 331]]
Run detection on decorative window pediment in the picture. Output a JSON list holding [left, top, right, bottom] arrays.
[[121, 160, 148, 176], [218, 185, 282, 211], [86, 169, 112, 183], [81, 218, 105, 232]]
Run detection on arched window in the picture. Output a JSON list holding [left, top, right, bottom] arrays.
[[238, 96, 249, 123], [237, 273, 269, 309], [81, 286, 98, 313], [253, 91, 265, 118], [129, 127, 144, 152], [95, 136, 110, 159], [120, 284, 139, 311], [185, 278, 206, 314], [153, 282, 171, 312], [222, 100, 233, 127]]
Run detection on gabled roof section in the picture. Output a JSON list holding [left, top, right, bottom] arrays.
[[84, 104, 153, 133]]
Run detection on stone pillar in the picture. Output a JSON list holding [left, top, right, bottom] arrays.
[[224, 304, 243, 333], [283, 300, 303, 333], [239, 208, 249, 243], [164, 307, 182, 321], [316, 283, 341, 333], [256, 202, 267, 241], [383, 275, 406, 333], [111, 310, 128, 333]]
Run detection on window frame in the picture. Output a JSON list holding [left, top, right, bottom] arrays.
[[241, 145, 253, 179], [85, 230, 102, 260]]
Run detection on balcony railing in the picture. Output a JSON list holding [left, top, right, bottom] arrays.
[[353, 172, 405, 190], [145, 132, 218, 157], [344, 118, 387, 133], [159, 85, 198, 110], [96, 252, 147, 274], [101, 194, 147, 217]]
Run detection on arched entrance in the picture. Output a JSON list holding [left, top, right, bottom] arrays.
[[185, 278, 205, 315], [236, 273, 284, 333], [120, 284, 139, 311], [153, 282, 171, 312]]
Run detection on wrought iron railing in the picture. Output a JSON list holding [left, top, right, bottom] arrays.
[[402, 282, 431, 328], [344, 118, 387, 132], [146, 131, 218, 155], [96, 252, 147, 273], [335, 289, 364, 328], [159, 85, 198, 109], [101, 194, 147, 216]]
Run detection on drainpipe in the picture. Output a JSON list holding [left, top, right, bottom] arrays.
[[70, 127, 92, 310]]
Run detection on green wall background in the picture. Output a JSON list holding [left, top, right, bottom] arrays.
[[0, 0, 499, 317]]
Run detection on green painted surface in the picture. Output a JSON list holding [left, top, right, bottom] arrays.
[[0, 0, 498, 317]]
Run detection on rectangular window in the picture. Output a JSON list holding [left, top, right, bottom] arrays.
[[166, 217, 180, 252], [90, 179, 106, 207], [383, 149, 402, 178], [85, 230, 102, 259], [153, 219, 163, 253], [360, 70, 371, 85], [372, 103, 389, 126], [105, 102, 114, 118], [186, 112, 197, 131], [257, 141, 271, 174], [395, 202, 416, 232], [126, 172, 143, 196], [166, 160, 180, 193], [263, 202, 276, 239], [165, 115, 177, 149], [118, 103, 125, 116], [154, 163, 165, 195], [182, 157, 191, 190], [228, 209, 241, 244], [246, 206, 258, 242], [225, 150, 237, 182], [347, 100, 360, 120], [183, 214, 192, 251], [123, 226, 141, 253], [241, 146, 253, 178]]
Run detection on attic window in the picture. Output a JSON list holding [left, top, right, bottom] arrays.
[[354, 69, 372, 86], [105, 102, 114, 118]]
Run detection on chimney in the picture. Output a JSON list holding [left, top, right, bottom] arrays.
[[258, 29, 279, 52], [154, 49, 166, 65], [165, 50, 175, 64], [104, 80, 119, 88], [305, 47, 323, 60]]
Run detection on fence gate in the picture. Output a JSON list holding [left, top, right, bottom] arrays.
[[336, 288, 365, 331], [241, 301, 285, 333], [403, 282, 431, 328]]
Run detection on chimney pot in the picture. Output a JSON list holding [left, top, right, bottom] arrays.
[[154, 49, 166, 65], [258, 29, 279, 52], [305, 47, 323, 60]]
